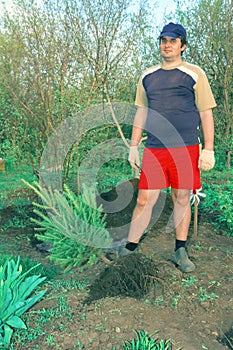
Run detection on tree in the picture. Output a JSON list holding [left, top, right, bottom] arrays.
[[0, 0, 79, 167], [0, 0, 155, 168], [173, 0, 233, 169]]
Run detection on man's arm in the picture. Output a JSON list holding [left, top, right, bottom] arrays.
[[199, 108, 215, 171], [130, 106, 148, 146], [128, 107, 147, 169], [200, 108, 214, 150]]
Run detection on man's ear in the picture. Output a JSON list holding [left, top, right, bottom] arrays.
[[181, 44, 186, 52]]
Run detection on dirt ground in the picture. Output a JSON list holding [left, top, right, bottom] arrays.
[[0, 183, 233, 350]]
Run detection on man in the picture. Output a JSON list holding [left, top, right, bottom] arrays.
[[120, 22, 216, 272]]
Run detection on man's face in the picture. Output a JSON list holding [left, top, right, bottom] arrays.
[[160, 36, 186, 61]]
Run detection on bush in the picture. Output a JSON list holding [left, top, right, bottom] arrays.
[[23, 181, 112, 271], [200, 180, 233, 236]]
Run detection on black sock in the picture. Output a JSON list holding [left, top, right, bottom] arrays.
[[175, 239, 186, 251], [125, 242, 138, 251]]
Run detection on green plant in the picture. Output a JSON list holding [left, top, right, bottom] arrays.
[[198, 287, 219, 303], [153, 295, 164, 306], [123, 330, 178, 350], [182, 276, 199, 288], [171, 295, 180, 309], [0, 254, 57, 281], [51, 278, 88, 291], [0, 163, 37, 209], [23, 180, 112, 271], [75, 339, 85, 348], [200, 179, 233, 236], [11, 294, 73, 347], [46, 334, 55, 345], [0, 257, 46, 349], [0, 217, 28, 232]]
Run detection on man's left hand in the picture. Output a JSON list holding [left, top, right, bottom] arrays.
[[198, 149, 215, 171]]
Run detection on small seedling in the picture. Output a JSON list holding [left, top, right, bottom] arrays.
[[182, 276, 198, 288], [198, 287, 219, 302], [123, 330, 177, 350]]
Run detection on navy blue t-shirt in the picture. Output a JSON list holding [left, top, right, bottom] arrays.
[[135, 63, 216, 148]]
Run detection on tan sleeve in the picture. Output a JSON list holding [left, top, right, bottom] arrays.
[[194, 70, 217, 112], [135, 75, 148, 107]]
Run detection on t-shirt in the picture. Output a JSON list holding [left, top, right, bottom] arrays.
[[135, 61, 217, 148]]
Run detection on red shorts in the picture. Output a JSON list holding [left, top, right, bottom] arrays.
[[138, 145, 201, 190]]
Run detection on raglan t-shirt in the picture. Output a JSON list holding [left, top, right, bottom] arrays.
[[135, 61, 217, 148]]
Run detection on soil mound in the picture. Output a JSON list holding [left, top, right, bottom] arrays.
[[86, 253, 159, 303]]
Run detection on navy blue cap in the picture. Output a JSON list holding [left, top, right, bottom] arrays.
[[158, 22, 187, 40]]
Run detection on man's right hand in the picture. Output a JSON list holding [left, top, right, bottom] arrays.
[[128, 146, 140, 170]]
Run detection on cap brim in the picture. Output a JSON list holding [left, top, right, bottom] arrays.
[[158, 32, 180, 39]]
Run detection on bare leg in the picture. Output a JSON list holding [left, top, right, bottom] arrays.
[[171, 188, 191, 240], [128, 189, 160, 243], [171, 188, 195, 272]]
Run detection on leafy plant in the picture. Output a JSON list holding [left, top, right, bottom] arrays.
[[200, 178, 233, 237], [0, 254, 57, 281], [123, 330, 179, 350], [198, 287, 219, 303], [0, 217, 27, 232], [0, 257, 46, 349], [11, 294, 73, 348], [182, 276, 198, 288], [51, 278, 88, 291], [0, 163, 37, 210], [23, 180, 112, 271]]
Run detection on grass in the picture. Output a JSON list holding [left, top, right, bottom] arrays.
[[10, 296, 73, 348], [0, 163, 37, 209], [122, 330, 180, 350], [9, 277, 87, 349]]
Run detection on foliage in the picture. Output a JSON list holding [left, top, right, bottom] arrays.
[[10, 278, 88, 347], [0, 163, 37, 209], [10, 294, 74, 348], [23, 180, 112, 271], [0, 254, 57, 282], [122, 330, 179, 350], [200, 180, 233, 236], [198, 287, 219, 303], [0, 0, 149, 166], [173, 0, 233, 168], [0, 257, 46, 349], [0, 0, 232, 172], [64, 124, 133, 193]]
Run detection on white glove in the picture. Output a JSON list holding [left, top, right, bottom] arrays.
[[198, 149, 215, 171], [128, 146, 140, 170]]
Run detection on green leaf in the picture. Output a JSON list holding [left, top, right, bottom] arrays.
[[2, 324, 13, 348], [15, 289, 46, 316], [1, 301, 25, 323], [6, 315, 27, 329], [18, 275, 46, 300]]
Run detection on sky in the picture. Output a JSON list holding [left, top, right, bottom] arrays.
[[0, 0, 178, 25]]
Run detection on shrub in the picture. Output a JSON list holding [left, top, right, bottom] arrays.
[[23, 181, 112, 271], [200, 182, 233, 236]]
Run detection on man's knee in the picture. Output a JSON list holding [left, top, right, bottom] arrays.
[[172, 189, 190, 207], [136, 190, 160, 208], [136, 195, 148, 208]]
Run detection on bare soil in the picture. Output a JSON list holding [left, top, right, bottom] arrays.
[[0, 184, 232, 350]]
